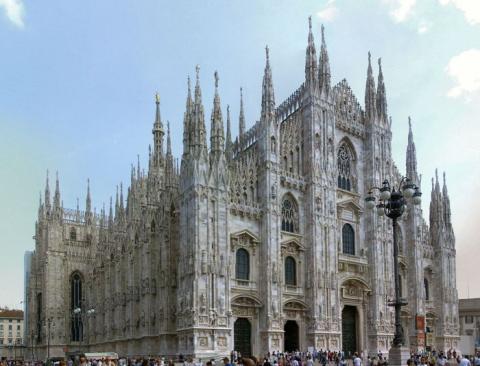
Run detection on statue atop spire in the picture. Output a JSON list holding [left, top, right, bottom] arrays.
[[86, 178, 92, 214], [406, 117, 418, 184], [225, 105, 233, 161], [53, 171, 61, 211], [210, 71, 225, 161], [318, 24, 331, 95], [192, 65, 207, 155], [152, 92, 165, 169], [376, 57, 387, 122], [365, 51, 376, 121], [305, 16, 318, 88], [239, 87, 246, 139], [261, 45, 275, 123]]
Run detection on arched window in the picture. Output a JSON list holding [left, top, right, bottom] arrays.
[[285, 257, 297, 286], [70, 227, 77, 241], [424, 278, 430, 301], [281, 195, 299, 233], [236, 249, 250, 281], [70, 272, 83, 342], [342, 224, 355, 255], [337, 143, 356, 191]]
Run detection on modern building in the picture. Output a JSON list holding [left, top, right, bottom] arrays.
[[458, 298, 480, 356], [25, 19, 459, 359], [0, 308, 24, 360]]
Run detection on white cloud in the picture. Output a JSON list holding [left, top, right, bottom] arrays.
[[417, 20, 430, 33], [386, 0, 417, 23], [439, 0, 480, 25], [0, 0, 24, 28], [317, 1, 338, 22], [445, 49, 480, 99]]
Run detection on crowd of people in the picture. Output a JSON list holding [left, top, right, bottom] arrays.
[[1, 349, 479, 366]]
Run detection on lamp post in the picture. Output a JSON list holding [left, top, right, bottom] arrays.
[[365, 177, 421, 364]]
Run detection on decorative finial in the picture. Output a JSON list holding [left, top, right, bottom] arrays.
[[435, 168, 439, 182], [214, 71, 219, 89], [240, 87, 243, 98], [155, 92, 160, 104], [227, 104, 230, 114], [265, 45, 270, 62], [443, 171, 446, 185], [378, 57, 382, 68], [408, 116, 411, 129], [368, 51, 371, 65], [321, 24, 325, 43], [308, 16, 312, 30], [187, 75, 191, 93]]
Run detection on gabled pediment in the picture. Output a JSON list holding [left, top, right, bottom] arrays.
[[337, 198, 363, 213], [281, 237, 304, 254], [230, 229, 260, 243], [230, 229, 260, 253]]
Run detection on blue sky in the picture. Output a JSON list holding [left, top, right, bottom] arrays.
[[0, 0, 479, 309]]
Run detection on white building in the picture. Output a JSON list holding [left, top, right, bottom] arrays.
[[25, 19, 458, 360], [0, 309, 24, 360], [458, 298, 480, 356]]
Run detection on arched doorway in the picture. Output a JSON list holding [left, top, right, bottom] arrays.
[[342, 305, 357, 357], [284, 320, 299, 352], [234, 318, 252, 357]]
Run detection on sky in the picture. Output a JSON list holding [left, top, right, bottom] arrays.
[[0, 0, 479, 309]]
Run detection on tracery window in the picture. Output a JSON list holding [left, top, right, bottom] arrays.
[[285, 256, 297, 286], [281, 195, 299, 233], [71, 272, 83, 342], [337, 143, 355, 191], [236, 248, 250, 281], [70, 227, 77, 241], [342, 223, 355, 255]]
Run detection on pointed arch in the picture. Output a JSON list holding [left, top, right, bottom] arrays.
[[281, 193, 299, 234], [70, 271, 84, 342], [337, 137, 357, 192]]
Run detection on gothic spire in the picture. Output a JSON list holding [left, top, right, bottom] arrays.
[[261, 45, 275, 122], [152, 93, 165, 167], [225, 105, 233, 161], [108, 196, 113, 231], [376, 58, 387, 122], [166, 120, 172, 157], [193, 65, 207, 154], [120, 182, 124, 213], [365, 52, 376, 121], [239, 87, 246, 139], [305, 16, 318, 88], [115, 185, 119, 220], [86, 178, 92, 214], [44, 170, 51, 211], [406, 117, 418, 183], [210, 71, 225, 160], [183, 76, 193, 155], [442, 172, 452, 227], [53, 171, 61, 210], [318, 24, 331, 95]]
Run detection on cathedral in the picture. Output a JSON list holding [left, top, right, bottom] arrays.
[[25, 19, 459, 360]]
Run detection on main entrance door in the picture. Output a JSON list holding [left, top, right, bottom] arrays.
[[284, 320, 299, 352], [342, 305, 357, 356], [234, 318, 252, 357]]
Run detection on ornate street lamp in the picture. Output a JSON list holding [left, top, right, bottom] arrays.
[[365, 178, 421, 353]]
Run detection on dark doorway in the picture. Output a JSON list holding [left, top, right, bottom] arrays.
[[234, 318, 252, 357], [284, 320, 299, 352], [342, 305, 357, 356]]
